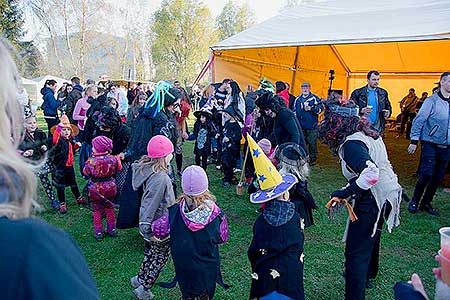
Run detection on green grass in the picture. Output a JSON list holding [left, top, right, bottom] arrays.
[[36, 115, 449, 299]]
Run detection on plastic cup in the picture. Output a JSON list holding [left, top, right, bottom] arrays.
[[438, 250, 450, 286], [439, 227, 450, 258]]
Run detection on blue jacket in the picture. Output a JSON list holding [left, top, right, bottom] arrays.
[[40, 87, 60, 117], [410, 91, 450, 146], [294, 93, 323, 130]]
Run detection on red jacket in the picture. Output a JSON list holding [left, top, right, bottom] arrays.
[[277, 90, 290, 108]]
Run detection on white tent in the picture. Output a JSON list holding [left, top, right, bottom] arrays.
[[210, 0, 450, 115]]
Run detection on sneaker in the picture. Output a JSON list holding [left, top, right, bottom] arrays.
[[51, 199, 60, 210], [106, 229, 118, 237], [94, 232, 103, 241], [422, 204, 439, 216], [222, 181, 231, 187], [215, 165, 222, 170], [59, 203, 67, 214], [133, 285, 154, 300], [130, 276, 142, 289], [76, 196, 86, 205], [408, 200, 419, 214], [234, 168, 241, 174]]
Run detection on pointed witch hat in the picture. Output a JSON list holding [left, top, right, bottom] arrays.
[[247, 134, 298, 203], [193, 101, 213, 119], [50, 114, 79, 137]]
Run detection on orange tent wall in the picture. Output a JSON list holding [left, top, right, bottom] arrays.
[[212, 40, 449, 117]]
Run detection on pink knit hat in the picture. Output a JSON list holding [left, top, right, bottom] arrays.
[[92, 136, 113, 154], [147, 135, 174, 158], [182, 165, 208, 196], [258, 138, 272, 155]]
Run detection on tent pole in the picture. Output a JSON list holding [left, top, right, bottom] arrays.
[[346, 74, 351, 97], [330, 45, 350, 74], [291, 46, 300, 94]]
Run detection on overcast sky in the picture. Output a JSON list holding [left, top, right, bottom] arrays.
[[131, 0, 286, 22]]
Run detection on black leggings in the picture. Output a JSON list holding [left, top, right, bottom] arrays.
[[56, 186, 81, 204], [195, 154, 208, 170]]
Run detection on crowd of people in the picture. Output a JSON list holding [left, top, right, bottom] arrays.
[[1, 35, 450, 300]]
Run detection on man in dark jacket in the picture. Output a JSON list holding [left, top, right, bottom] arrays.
[[294, 82, 323, 165], [350, 70, 392, 133], [62, 76, 83, 124]]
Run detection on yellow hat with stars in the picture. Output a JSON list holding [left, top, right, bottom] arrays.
[[247, 134, 298, 203]]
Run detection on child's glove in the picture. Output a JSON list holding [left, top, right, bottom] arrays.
[[139, 222, 152, 242]]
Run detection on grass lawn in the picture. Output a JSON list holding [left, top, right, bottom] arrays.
[[36, 114, 449, 300]]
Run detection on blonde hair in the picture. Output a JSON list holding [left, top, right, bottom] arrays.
[[137, 155, 170, 173], [0, 39, 38, 219], [202, 84, 215, 98], [178, 191, 216, 210], [84, 84, 97, 95]]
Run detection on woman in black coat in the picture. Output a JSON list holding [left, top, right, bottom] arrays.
[[264, 94, 306, 151]]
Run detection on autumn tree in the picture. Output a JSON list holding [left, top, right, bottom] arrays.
[[216, 0, 255, 41], [26, 0, 114, 79], [1, 0, 42, 77], [151, 0, 216, 85]]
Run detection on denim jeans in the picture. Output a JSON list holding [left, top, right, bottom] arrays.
[[412, 141, 450, 207]]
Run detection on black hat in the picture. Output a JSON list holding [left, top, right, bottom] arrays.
[[255, 90, 273, 110], [164, 87, 182, 107], [275, 142, 308, 166], [193, 103, 213, 118], [219, 105, 238, 119], [95, 106, 121, 129]]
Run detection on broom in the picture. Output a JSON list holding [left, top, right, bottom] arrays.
[[236, 144, 250, 195]]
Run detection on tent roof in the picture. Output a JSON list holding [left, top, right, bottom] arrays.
[[212, 0, 450, 50], [32, 75, 70, 85]]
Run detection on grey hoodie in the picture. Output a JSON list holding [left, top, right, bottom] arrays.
[[132, 162, 175, 242]]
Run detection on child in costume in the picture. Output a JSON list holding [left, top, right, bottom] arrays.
[[246, 134, 305, 300], [190, 104, 216, 170], [130, 135, 176, 300], [19, 110, 59, 210], [49, 114, 84, 214], [167, 165, 229, 299], [83, 136, 122, 240], [274, 142, 317, 228], [219, 106, 242, 187]]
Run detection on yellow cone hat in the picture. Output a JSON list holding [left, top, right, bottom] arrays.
[[247, 134, 298, 203], [247, 134, 282, 190]]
